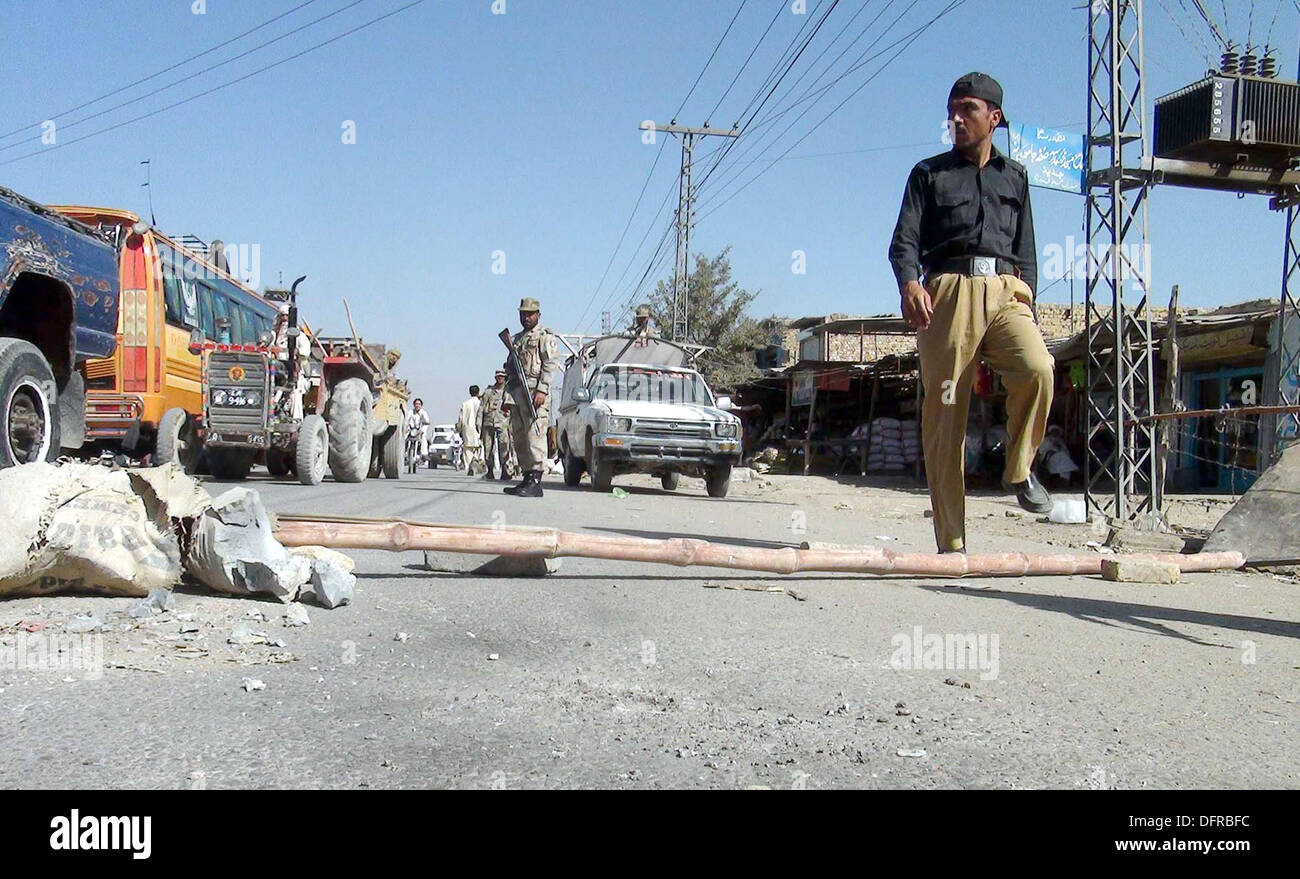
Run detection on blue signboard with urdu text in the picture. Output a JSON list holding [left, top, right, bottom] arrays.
[[1006, 123, 1084, 194]]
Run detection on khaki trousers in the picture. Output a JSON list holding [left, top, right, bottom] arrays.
[[918, 273, 1055, 552], [482, 426, 509, 477], [509, 407, 549, 473]]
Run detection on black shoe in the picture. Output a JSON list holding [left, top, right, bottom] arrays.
[[1002, 472, 1053, 515], [503, 477, 527, 495], [939, 547, 967, 554], [516, 471, 544, 498]]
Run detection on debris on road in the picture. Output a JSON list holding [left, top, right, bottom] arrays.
[[0, 462, 355, 607], [1101, 558, 1181, 584], [65, 614, 104, 633], [896, 748, 927, 758], [423, 550, 560, 577], [283, 604, 311, 627], [241, 677, 265, 692], [1203, 441, 1300, 568]]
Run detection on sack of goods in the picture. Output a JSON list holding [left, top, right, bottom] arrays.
[[900, 419, 920, 464], [869, 416, 907, 472]]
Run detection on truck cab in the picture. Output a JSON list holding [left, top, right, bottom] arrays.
[[0, 186, 118, 468], [555, 335, 741, 497]]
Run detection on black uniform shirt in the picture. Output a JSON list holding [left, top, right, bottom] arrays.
[[888, 145, 1037, 293]]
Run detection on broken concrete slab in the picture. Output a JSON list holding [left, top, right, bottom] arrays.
[[1203, 442, 1300, 565], [422, 551, 561, 577], [1101, 558, 1181, 584], [187, 488, 311, 602], [1105, 526, 1188, 554]]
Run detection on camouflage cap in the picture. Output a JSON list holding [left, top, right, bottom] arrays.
[[494, 368, 507, 377], [635, 304, 651, 317], [519, 297, 541, 312]]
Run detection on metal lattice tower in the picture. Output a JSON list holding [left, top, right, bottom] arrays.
[[1270, 208, 1300, 452], [1084, 0, 1161, 522]]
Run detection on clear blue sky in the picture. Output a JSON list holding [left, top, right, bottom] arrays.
[[3, 0, 1295, 419]]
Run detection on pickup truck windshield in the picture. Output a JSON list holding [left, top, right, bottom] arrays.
[[591, 366, 711, 405]]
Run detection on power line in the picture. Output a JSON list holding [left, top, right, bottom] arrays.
[[696, 0, 971, 224], [695, 0, 915, 201], [575, 0, 752, 331], [0, 0, 321, 142], [704, 0, 784, 124], [696, 0, 927, 205], [0, 0, 370, 154], [694, 0, 843, 194], [0, 0, 427, 168]]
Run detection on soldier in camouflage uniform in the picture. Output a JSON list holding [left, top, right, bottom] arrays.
[[502, 297, 558, 497], [479, 369, 511, 480], [627, 303, 661, 338]]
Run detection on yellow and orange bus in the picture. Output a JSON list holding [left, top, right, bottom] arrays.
[[50, 206, 278, 465]]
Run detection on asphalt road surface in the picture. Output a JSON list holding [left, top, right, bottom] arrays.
[[3, 465, 1296, 789]]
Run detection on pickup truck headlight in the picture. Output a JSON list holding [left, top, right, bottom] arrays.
[[713, 421, 739, 438], [603, 415, 633, 433]]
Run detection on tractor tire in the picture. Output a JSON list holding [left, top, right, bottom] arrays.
[[381, 428, 401, 479], [154, 407, 199, 473], [0, 338, 60, 468], [295, 414, 328, 485], [706, 462, 732, 498], [326, 377, 372, 483], [207, 447, 255, 481], [661, 472, 680, 492]]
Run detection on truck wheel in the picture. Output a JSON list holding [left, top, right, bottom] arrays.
[[295, 414, 328, 485], [266, 452, 291, 478], [381, 428, 400, 479], [661, 472, 680, 492], [562, 438, 583, 486], [154, 407, 199, 473], [587, 436, 613, 492], [0, 338, 60, 468], [207, 447, 254, 480], [706, 462, 732, 498], [326, 377, 372, 483]]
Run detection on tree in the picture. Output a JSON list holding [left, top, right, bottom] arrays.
[[646, 247, 767, 391]]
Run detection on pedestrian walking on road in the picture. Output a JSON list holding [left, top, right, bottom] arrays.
[[502, 296, 557, 497], [888, 72, 1055, 553], [457, 385, 485, 476], [479, 369, 511, 480]]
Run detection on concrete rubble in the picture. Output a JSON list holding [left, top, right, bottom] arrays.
[[0, 461, 354, 608]]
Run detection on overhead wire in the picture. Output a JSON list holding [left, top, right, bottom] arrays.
[[0, 0, 428, 168], [0, 0, 370, 155], [0, 0, 321, 143], [576, 0, 754, 331], [695, 0, 971, 224]]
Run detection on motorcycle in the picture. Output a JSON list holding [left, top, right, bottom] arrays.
[[404, 426, 424, 474]]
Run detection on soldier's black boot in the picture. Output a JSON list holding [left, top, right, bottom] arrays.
[[516, 470, 544, 497], [503, 474, 528, 495]]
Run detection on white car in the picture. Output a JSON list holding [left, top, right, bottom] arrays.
[[555, 336, 741, 497], [427, 423, 455, 468]]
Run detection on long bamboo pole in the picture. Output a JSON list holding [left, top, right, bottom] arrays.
[[272, 515, 1244, 578]]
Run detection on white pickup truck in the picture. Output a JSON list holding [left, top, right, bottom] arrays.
[[554, 334, 742, 497]]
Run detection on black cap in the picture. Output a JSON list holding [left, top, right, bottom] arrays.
[[949, 72, 1008, 128]]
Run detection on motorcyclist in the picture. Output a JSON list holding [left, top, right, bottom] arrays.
[[406, 397, 431, 463]]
